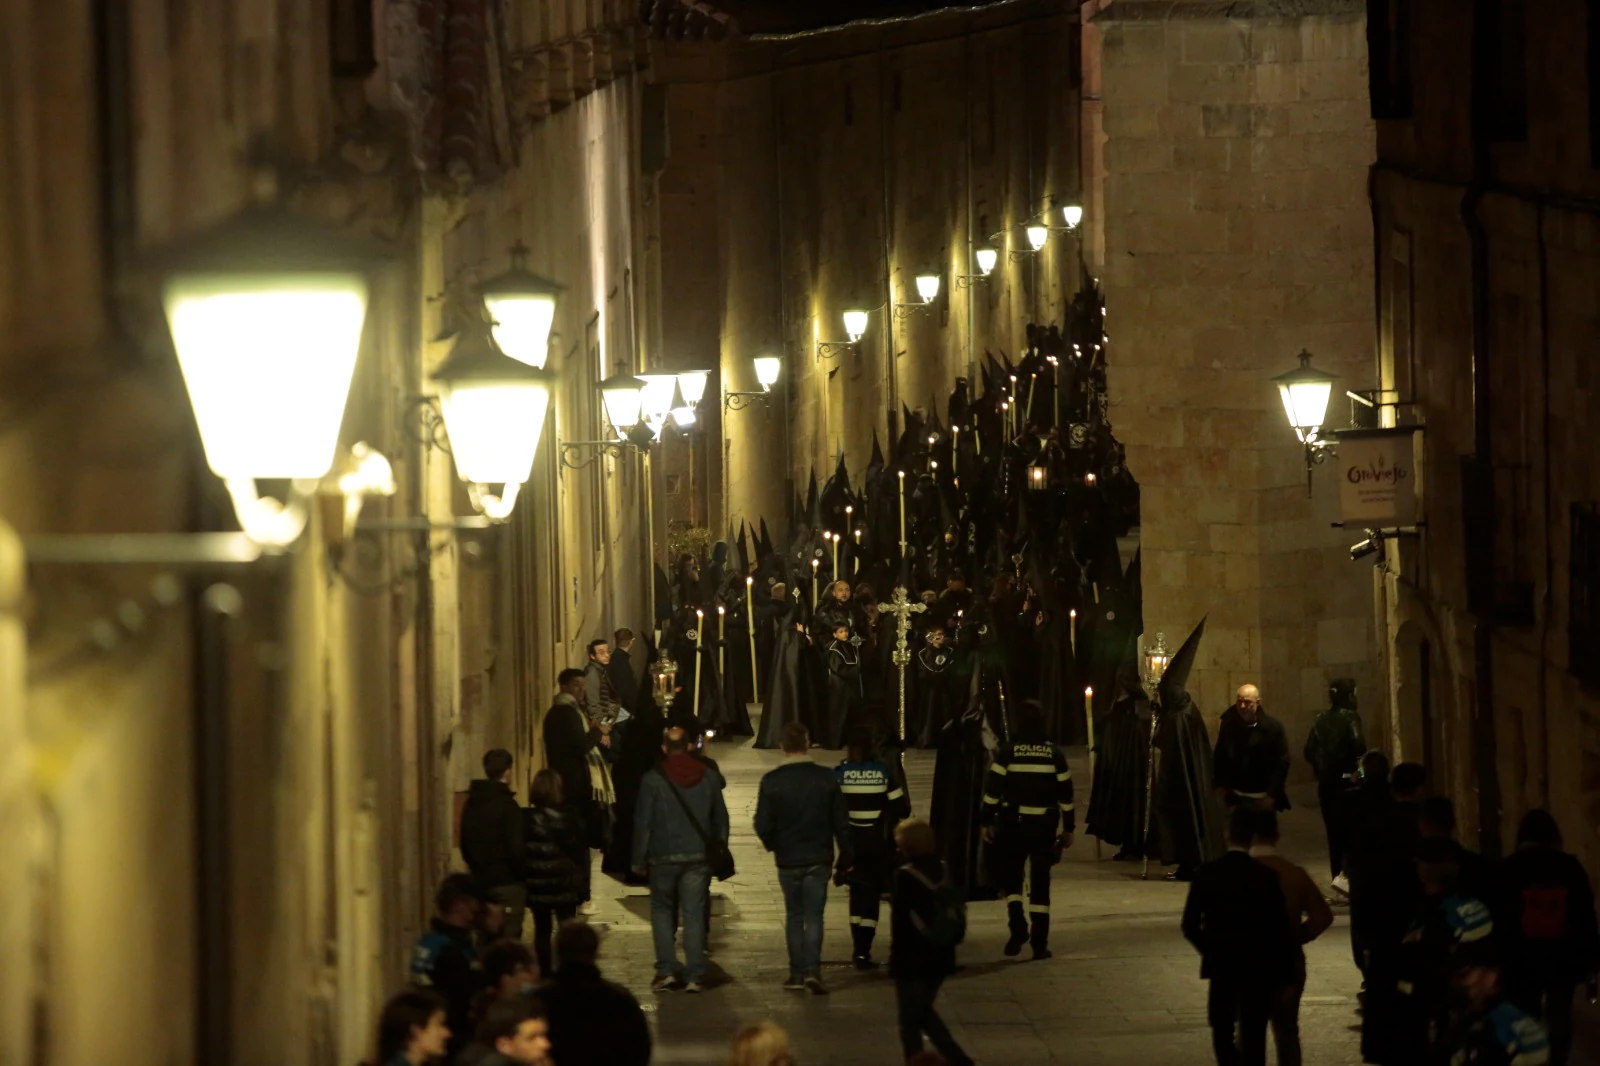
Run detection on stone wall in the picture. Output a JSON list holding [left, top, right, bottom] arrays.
[[0, 1, 654, 1062], [1094, 0, 1377, 763], [651, 0, 1083, 541], [1370, 0, 1600, 865]]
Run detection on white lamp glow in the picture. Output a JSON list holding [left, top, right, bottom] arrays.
[[638, 374, 680, 424], [1061, 203, 1085, 229], [1273, 349, 1337, 443], [671, 406, 697, 428], [676, 369, 711, 407], [155, 208, 389, 547], [843, 309, 869, 342], [598, 372, 647, 436], [753, 355, 782, 390], [915, 274, 941, 303], [479, 243, 562, 368], [1026, 225, 1049, 252], [432, 328, 554, 520], [975, 247, 998, 275]]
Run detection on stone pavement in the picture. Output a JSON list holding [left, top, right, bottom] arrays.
[[584, 726, 1378, 1066]]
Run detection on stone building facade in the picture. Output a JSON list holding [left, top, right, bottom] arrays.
[[1368, 0, 1600, 865], [1090, 0, 1378, 761], [0, 1, 656, 1063], [650, 0, 1084, 534]]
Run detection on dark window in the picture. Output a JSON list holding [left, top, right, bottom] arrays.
[[1491, 0, 1528, 141], [329, 0, 377, 78], [1572, 503, 1600, 687], [1589, 0, 1600, 165], [1368, 0, 1413, 119]]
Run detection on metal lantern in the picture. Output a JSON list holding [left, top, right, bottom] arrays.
[[1145, 632, 1172, 685], [1027, 464, 1048, 491], [1273, 348, 1337, 443], [652, 655, 679, 712]]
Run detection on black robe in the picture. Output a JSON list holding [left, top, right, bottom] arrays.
[[930, 700, 998, 902], [911, 644, 960, 749], [820, 638, 864, 749], [601, 695, 666, 883], [1151, 698, 1225, 869], [1085, 694, 1153, 851], [755, 604, 811, 749]]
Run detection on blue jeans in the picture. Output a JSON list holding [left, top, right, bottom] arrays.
[[649, 861, 711, 982], [777, 863, 830, 979]]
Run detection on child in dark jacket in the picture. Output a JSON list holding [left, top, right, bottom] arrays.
[[524, 768, 587, 976]]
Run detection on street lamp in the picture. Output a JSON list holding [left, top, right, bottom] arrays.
[[676, 369, 711, 408], [1025, 224, 1049, 252], [915, 274, 941, 302], [157, 208, 385, 546], [843, 309, 870, 341], [598, 372, 648, 440], [430, 325, 554, 521], [1273, 348, 1338, 444], [1061, 202, 1084, 229], [638, 373, 679, 439], [957, 247, 998, 288], [478, 242, 562, 368], [818, 310, 869, 359], [726, 355, 783, 411]]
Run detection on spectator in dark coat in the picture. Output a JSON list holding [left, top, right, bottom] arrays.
[[537, 920, 651, 1066], [460, 748, 527, 941], [608, 628, 641, 713], [543, 670, 601, 808], [1211, 685, 1290, 812], [1302, 678, 1366, 885], [1418, 795, 1492, 899], [1181, 807, 1296, 1066], [890, 817, 973, 1066], [523, 769, 586, 977], [1493, 809, 1600, 1066]]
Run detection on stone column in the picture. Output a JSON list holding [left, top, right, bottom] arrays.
[[1094, 0, 1377, 760]]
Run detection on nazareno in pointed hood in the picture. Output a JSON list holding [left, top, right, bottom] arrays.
[[1158, 616, 1206, 709]]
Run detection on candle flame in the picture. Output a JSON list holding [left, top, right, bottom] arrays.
[[696, 609, 704, 617], [1085, 686, 1093, 697], [717, 605, 725, 614], [747, 576, 754, 585]]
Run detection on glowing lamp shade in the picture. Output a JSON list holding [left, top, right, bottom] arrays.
[[431, 329, 553, 489], [1145, 632, 1172, 684], [672, 406, 697, 428], [1025, 225, 1049, 252], [842, 309, 870, 342], [676, 369, 711, 406], [1273, 348, 1337, 442], [479, 245, 562, 368], [152, 210, 392, 484], [1061, 203, 1085, 229], [638, 374, 680, 423], [915, 274, 941, 303], [975, 247, 999, 276], [165, 272, 367, 481], [753, 355, 782, 390], [598, 372, 647, 435]]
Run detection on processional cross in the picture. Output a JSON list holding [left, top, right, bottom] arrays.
[[876, 587, 927, 743]]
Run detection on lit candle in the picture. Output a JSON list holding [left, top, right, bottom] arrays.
[[1025, 372, 1037, 424], [811, 558, 819, 612], [746, 576, 759, 701], [1070, 608, 1077, 658], [831, 533, 839, 581], [1085, 472, 1098, 487], [692, 609, 704, 716], [951, 426, 959, 476], [897, 470, 907, 551], [717, 605, 726, 681], [1085, 684, 1098, 859]]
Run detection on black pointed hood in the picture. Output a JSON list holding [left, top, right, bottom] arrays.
[[1158, 616, 1206, 707]]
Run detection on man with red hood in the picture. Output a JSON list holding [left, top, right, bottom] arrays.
[[632, 730, 730, 994]]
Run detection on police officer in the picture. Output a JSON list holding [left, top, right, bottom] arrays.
[[836, 726, 912, 968], [981, 700, 1074, 960]]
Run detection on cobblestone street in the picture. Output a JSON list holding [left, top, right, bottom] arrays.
[[588, 728, 1369, 1066]]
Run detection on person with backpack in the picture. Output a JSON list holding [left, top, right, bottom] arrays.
[[1302, 678, 1366, 893], [890, 817, 973, 1066], [980, 699, 1074, 961], [1492, 808, 1600, 1066]]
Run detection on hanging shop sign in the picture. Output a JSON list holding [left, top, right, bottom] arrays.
[[1335, 428, 1418, 526]]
